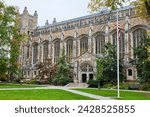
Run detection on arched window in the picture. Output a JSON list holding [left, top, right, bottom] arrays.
[[33, 43, 38, 64], [80, 37, 88, 55], [95, 34, 105, 54], [112, 31, 125, 58], [133, 28, 146, 48], [66, 39, 73, 62], [43, 41, 49, 62], [54, 40, 60, 63]]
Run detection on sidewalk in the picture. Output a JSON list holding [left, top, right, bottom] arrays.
[[63, 88, 114, 100]]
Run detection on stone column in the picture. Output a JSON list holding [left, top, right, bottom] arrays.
[[60, 31, 64, 56], [73, 31, 77, 60], [105, 23, 110, 44], [125, 15, 130, 59], [88, 28, 92, 53], [52, 43, 54, 64], [78, 39, 80, 57]]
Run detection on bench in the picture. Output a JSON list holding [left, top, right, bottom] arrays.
[[128, 84, 140, 90]]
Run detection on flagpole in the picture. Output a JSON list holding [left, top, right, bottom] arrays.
[[117, 9, 120, 98]]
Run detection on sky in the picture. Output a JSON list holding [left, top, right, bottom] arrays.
[[4, 0, 91, 26]]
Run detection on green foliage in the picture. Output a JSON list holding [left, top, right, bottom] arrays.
[[140, 83, 150, 91], [98, 43, 125, 84], [87, 79, 99, 88], [25, 79, 41, 85], [53, 49, 73, 85], [96, 59, 103, 81], [134, 37, 150, 84], [88, 0, 129, 12], [0, 1, 24, 80], [88, 0, 150, 23]]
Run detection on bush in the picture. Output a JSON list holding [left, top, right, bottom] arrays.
[[102, 82, 135, 90], [140, 84, 150, 91], [25, 79, 42, 85], [87, 80, 98, 88], [102, 83, 113, 89], [52, 76, 72, 86], [0, 76, 7, 82]]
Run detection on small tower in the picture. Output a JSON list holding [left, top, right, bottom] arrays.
[[53, 18, 57, 23], [20, 7, 38, 34], [33, 11, 38, 28], [23, 7, 28, 14], [45, 20, 49, 25]]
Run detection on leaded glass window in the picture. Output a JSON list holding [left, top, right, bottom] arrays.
[[95, 34, 105, 54], [54, 40, 60, 63], [66, 39, 73, 62], [80, 37, 88, 55], [43, 41, 49, 62], [33, 43, 38, 64]]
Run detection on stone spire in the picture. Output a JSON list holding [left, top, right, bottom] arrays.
[[34, 11, 38, 17], [45, 20, 49, 25], [23, 7, 28, 14], [53, 18, 57, 23]]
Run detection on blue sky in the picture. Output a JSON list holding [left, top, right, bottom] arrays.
[[4, 0, 91, 26]]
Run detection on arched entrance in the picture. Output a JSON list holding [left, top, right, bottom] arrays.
[[80, 63, 93, 83]]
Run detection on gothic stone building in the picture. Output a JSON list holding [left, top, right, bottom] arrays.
[[19, 6, 150, 83]]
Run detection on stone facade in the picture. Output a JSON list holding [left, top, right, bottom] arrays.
[[19, 6, 150, 83]]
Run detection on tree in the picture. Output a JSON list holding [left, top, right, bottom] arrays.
[[134, 36, 150, 84], [53, 49, 73, 86], [96, 59, 103, 89], [0, 1, 24, 81], [35, 58, 57, 84], [88, 0, 150, 22], [98, 43, 125, 85]]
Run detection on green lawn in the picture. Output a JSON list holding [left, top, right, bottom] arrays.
[[0, 89, 93, 100], [0, 84, 42, 88], [73, 88, 150, 100]]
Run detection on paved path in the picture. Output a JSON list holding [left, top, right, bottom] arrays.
[[0, 86, 114, 100], [63, 88, 114, 100]]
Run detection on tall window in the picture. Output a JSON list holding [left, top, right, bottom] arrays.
[[112, 31, 125, 58], [95, 34, 105, 54], [133, 28, 146, 48], [80, 37, 88, 55], [133, 28, 146, 58], [33, 43, 38, 64], [66, 39, 73, 62], [43, 41, 49, 62], [54, 40, 60, 63]]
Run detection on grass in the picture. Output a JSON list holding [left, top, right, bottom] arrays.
[[0, 83, 42, 88], [73, 88, 150, 100], [0, 89, 94, 100]]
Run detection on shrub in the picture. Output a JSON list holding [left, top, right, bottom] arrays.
[[102, 83, 113, 89], [0, 77, 7, 82], [53, 76, 72, 86], [25, 79, 41, 85], [87, 80, 98, 88], [140, 84, 150, 91]]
